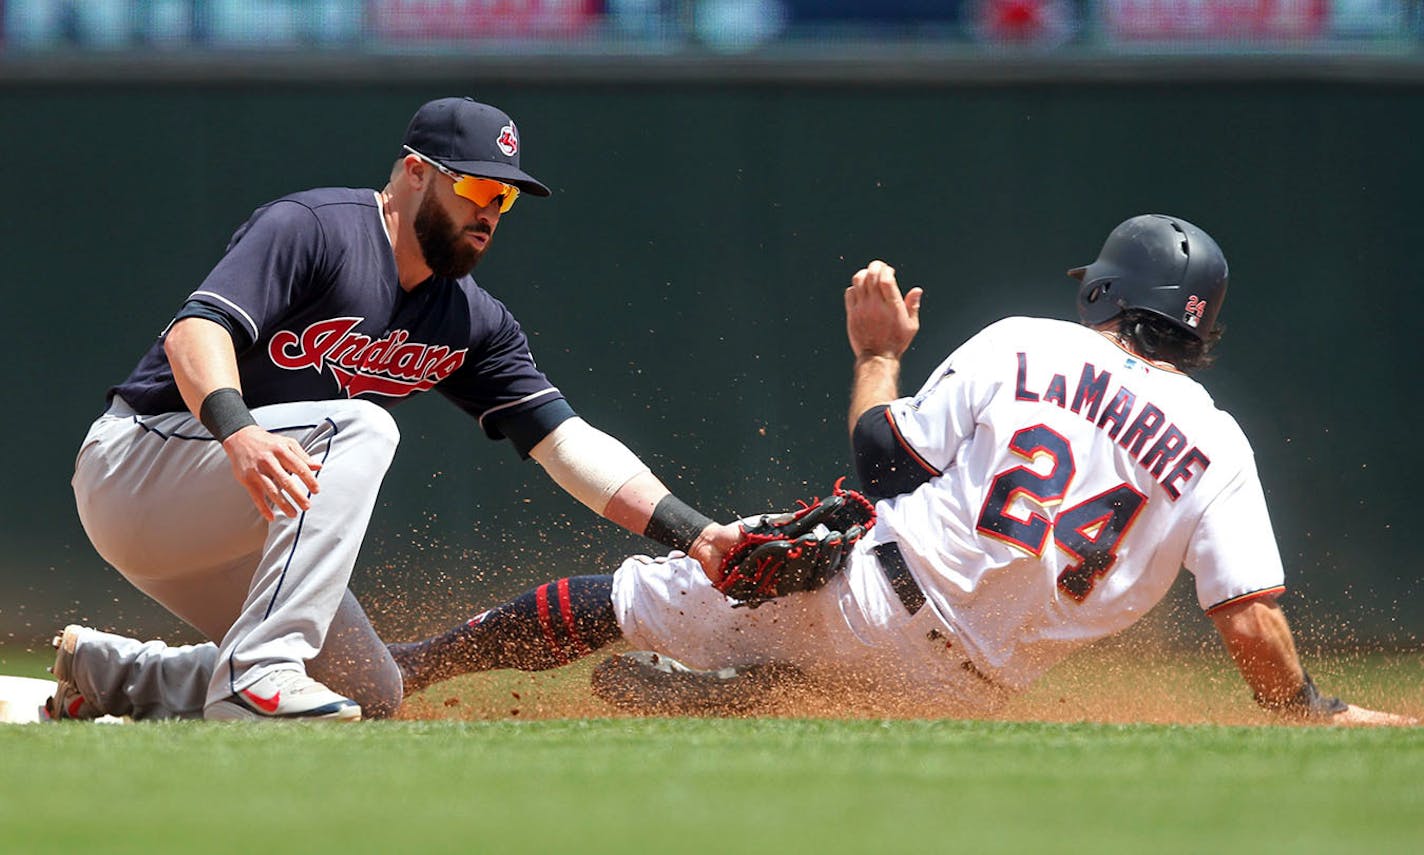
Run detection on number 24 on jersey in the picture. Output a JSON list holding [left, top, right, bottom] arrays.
[[976, 424, 1148, 601]]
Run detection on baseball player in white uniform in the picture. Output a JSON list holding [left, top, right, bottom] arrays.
[[391, 215, 1411, 726]]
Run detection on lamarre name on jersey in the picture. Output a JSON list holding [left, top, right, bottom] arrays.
[[870, 317, 1284, 688], [1008, 329, 1210, 501]]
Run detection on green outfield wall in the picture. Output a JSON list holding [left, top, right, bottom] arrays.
[[3, 80, 1421, 648]]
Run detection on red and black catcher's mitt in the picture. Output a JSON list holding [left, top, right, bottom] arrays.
[[714, 478, 876, 607]]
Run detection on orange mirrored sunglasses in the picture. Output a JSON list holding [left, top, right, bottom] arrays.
[[404, 146, 520, 213]]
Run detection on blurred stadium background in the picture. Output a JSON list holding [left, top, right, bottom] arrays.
[[1, 1, 1418, 68], [2, 1, 1420, 655]]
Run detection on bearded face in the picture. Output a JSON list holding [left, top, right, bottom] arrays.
[[413, 184, 491, 279]]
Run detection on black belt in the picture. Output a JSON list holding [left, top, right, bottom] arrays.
[[873, 542, 926, 616], [874, 543, 1001, 689]]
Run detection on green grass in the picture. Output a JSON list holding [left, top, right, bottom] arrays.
[[6, 639, 1423, 854], [5, 718, 1423, 854]]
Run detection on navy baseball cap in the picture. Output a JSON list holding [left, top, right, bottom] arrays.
[[402, 97, 551, 197]]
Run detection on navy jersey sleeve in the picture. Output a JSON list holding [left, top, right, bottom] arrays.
[[437, 292, 565, 441], [185, 199, 327, 349]]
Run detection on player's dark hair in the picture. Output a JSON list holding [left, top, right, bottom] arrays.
[[1114, 310, 1222, 374]]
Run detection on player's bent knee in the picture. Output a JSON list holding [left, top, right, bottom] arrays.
[[357, 677, 403, 720], [314, 648, 404, 720], [611, 553, 753, 664], [318, 400, 401, 464], [362, 655, 404, 719], [342, 400, 401, 447]]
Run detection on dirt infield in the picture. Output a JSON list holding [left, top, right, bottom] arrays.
[[10, 566, 1410, 728], [380, 579, 1424, 727], [396, 633, 1424, 727]]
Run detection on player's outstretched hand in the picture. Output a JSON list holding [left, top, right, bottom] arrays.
[[1329, 704, 1419, 727], [221, 425, 322, 521], [845, 260, 923, 360], [687, 521, 745, 585]]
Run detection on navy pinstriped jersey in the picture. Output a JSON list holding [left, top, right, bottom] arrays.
[[110, 188, 564, 441]]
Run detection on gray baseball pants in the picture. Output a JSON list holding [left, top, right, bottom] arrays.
[[69, 396, 404, 719]]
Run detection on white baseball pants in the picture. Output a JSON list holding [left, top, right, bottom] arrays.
[[611, 542, 1012, 715], [70, 397, 403, 718]]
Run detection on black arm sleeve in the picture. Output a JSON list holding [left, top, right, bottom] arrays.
[[490, 398, 578, 459], [852, 404, 941, 502]]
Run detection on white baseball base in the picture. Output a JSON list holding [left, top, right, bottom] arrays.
[[0, 675, 127, 724], [0, 675, 58, 723]]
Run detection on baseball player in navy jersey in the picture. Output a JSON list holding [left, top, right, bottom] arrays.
[[51, 97, 740, 722], [389, 215, 1413, 726]]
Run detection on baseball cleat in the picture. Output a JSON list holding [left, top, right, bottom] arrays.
[[590, 651, 800, 716], [204, 669, 361, 722], [45, 625, 102, 721]]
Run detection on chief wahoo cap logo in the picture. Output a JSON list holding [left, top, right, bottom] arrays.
[[497, 123, 519, 157]]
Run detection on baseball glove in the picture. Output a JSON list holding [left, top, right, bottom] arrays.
[[715, 478, 876, 607]]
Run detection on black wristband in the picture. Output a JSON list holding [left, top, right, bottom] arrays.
[[644, 494, 715, 554], [1255, 669, 1349, 718], [199, 387, 258, 441]]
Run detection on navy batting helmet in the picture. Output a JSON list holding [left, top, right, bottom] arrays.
[[1068, 214, 1228, 340]]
